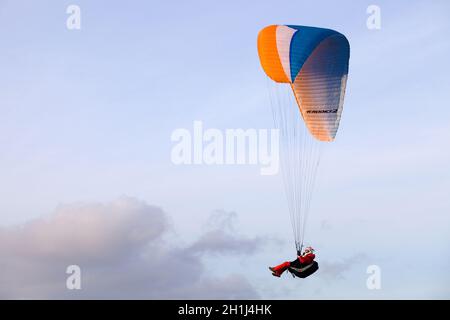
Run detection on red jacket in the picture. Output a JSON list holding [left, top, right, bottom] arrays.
[[298, 253, 315, 265]]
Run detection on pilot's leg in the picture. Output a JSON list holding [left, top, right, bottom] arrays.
[[269, 262, 290, 277], [289, 258, 301, 269]]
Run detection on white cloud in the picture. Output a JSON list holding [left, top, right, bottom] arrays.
[[318, 253, 368, 282], [0, 197, 262, 299], [189, 210, 264, 255]]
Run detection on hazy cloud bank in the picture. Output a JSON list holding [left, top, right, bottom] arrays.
[[0, 197, 262, 299]]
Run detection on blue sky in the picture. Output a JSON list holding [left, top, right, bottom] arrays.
[[0, 0, 449, 299]]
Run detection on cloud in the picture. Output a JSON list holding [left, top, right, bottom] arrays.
[[318, 253, 367, 282], [0, 197, 261, 299], [320, 220, 332, 231], [189, 210, 263, 255]]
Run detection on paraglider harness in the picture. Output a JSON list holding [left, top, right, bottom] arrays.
[[288, 261, 319, 278], [288, 246, 319, 278]]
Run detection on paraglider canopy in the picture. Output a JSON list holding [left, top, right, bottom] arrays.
[[257, 24, 350, 253], [257, 25, 350, 142]]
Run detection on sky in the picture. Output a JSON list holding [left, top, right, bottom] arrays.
[[0, 0, 449, 299]]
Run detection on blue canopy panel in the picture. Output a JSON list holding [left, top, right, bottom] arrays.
[[287, 25, 348, 83]]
